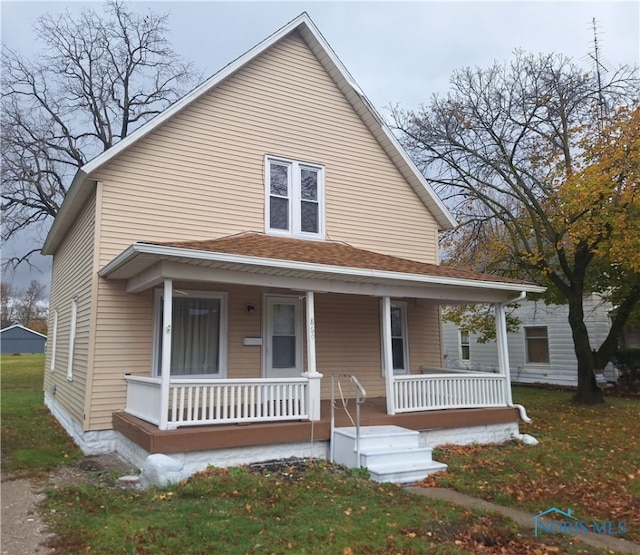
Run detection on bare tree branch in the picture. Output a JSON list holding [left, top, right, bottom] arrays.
[[392, 51, 639, 404], [1, 0, 200, 269]]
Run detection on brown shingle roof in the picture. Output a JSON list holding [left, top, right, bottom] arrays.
[[146, 232, 533, 286]]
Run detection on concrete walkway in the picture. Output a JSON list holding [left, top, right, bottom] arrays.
[[406, 486, 640, 554]]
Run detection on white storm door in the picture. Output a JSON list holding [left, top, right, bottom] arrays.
[[264, 296, 302, 378]]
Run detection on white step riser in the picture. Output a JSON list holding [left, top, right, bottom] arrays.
[[332, 425, 447, 483], [360, 448, 433, 468], [333, 427, 419, 451], [369, 462, 448, 484], [353, 435, 418, 450]]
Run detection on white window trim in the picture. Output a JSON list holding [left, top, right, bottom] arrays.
[[524, 325, 550, 365], [265, 155, 325, 240], [50, 309, 58, 371], [67, 298, 77, 381], [459, 329, 470, 361], [152, 289, 229, 378], [380, 300, 410, 376], [262, 294, 303, 378]]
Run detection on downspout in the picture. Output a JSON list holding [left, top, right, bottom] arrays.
[[496, 291, 535, 427]]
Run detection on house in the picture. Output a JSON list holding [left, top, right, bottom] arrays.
[[1, 324, 47, 354], [41, 13, 544, 483], [442, 296, 619, 387]]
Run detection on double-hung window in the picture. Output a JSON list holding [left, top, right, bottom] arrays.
[[460, 330, 470, 361], [525, 326, 549, 364], [266, 156, 324, 239]]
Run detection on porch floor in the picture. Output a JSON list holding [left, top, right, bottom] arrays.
[[113, 397, 520, 455]]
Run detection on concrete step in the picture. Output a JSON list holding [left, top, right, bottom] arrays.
[[333, 425, 420, 450], [367, 460, 448, 484], [359, 446, 434, 468]]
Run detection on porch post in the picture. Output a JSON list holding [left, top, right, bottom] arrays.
[[494, 301, 513, 405], [303, 291, 322, 421], [159, 278, 173, 430], [381, 296, 396, 415]]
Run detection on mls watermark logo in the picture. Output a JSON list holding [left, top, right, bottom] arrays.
[[532, 507, 627, 537]]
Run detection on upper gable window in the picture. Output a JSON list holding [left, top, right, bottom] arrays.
[[265, 156, 325, 239]]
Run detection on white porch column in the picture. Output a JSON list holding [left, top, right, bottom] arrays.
[[494, 301, 513, 405], [159, 278, 173, 430], [381, 296, 396, 415], [302, 291, 322, 421]]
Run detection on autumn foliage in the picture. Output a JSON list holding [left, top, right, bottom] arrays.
[[394, 51, 640, 404], [559, 107, 640, 275]]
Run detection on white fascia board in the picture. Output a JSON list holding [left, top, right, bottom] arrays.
[[100, 243, 546, 295], [41, 169, 89, 254], [359, 94, 457, 230], [46, 13, 455, 252], [299, 19, 456, 231], [45, 14, 317, 254], [127, 260, 522, 303], [80, 14, 315, 179]]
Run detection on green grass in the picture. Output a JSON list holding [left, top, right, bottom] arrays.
[[423, 386, 640, 542], [43, 463, 605, 555], [1, 356, 626, 553], [1, 354, 82, 476]]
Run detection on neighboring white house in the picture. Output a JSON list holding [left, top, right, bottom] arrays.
[[442, 295, 618, 387]]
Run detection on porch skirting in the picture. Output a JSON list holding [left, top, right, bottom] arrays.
[[113, 398, 521, 455], [114, 431, 329, 483], [45, 393, 527, 486]]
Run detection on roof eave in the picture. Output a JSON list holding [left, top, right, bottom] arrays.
[[46, 13, 456, 252], [99, 242, 545, 295], [41, 169, 90, 255], [296, 19, 456, 231]]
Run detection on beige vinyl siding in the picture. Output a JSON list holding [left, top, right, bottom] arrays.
[[86, 282, 443, 428], [226, 285, 263, 378], [91, 31, 439, 267], [83, 31, 444, 428], [315, 294, 383, 397], [44, 194, 96, 428], [407, 302, 443, 371], [88, 282, 154, 429], [314, 294, 441, 399], [86, 283, 265, 428]]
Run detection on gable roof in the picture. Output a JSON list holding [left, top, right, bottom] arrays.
[[0, 323, 47, 339], [99, 232, 545, 302], [42, 13, 456, 255]]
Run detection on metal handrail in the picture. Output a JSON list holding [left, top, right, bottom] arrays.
[[330, 373, 367, 466]]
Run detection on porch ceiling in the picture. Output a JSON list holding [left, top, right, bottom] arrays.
[[99, 233, 544, 303]]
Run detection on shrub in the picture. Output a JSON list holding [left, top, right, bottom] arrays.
[[612, 348, 640, 392]]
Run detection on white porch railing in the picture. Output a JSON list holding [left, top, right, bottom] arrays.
[[394, 373, 507, 413], [124, 376, 309, 428], [125, 376, 162, 425]]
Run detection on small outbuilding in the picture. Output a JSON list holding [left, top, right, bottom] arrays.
[[0, 324, 47, 354]]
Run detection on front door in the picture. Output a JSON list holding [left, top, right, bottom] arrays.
[[264, 296, 302, 378]]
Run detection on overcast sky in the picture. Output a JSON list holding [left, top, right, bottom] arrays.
[[2, 0, 639, 293]]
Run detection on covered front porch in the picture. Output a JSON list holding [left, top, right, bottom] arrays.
[[100, 233, 544, 435]]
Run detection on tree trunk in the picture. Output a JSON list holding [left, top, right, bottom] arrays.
[[568, 296, 604, 404]]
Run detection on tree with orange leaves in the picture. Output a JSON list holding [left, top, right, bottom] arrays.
[[394, 51, 639, 404]]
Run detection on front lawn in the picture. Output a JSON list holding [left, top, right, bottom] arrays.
[[1, 354, 81, 476], [2, 356, 630, 553], [44, 462, 607, 554], [420, 386, 640, 542]]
